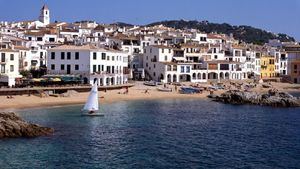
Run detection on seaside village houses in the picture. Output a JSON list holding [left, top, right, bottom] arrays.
[[0, 4, 300, 87]]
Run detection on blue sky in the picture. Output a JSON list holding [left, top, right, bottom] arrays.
[[0, 0, 299, 40]]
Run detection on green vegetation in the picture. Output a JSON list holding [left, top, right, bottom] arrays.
[[147, 20, 295, 45]]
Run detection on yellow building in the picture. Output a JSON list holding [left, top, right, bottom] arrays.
[[260, 55, 275, 79]]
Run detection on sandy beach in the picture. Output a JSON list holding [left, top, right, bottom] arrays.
[[1, 81, 299, 110]]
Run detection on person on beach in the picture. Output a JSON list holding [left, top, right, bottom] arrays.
[[144, 89, 149, 94]]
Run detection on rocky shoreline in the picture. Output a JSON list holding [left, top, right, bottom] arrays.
[[212, 89, 300, 107], [0, 112, 54, 138]]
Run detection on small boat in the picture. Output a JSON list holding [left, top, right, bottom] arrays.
[[180, 86, 202, 94], [262, 84, 272, 88], [81, 83, 104, 116], [157, 87, 172, 92], [144, 81, 157, 86]]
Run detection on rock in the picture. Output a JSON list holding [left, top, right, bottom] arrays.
[[214, 90, 300, 107], [0, 112, 53, 139]]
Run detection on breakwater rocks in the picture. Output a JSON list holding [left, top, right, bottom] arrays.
[[0, 112, 54, 138], [213, 89, 300, 107]]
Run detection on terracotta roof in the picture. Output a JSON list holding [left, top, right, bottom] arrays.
[[24, 31, 46, 36], [60, 29, 79, 33], [151, 45, 173, 49], [206, 60, 242, 64], [0, 48, 18, 52], [181, 43, 209, 48], [14, 46, 30, 50], [232, 45, 247, 49], [207, 34, 223, 39], [48, 44, 126, 53]]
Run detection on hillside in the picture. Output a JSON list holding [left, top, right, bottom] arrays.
[[147, 20, 295, 45]]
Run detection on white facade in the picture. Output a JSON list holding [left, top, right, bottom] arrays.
[[0, 49, 22, 86], [47, 45, 128, 86], [143, 45, 248, 83]]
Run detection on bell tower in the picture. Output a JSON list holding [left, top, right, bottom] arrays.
[[39, 5, 50, 25]]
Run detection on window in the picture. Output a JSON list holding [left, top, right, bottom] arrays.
[[61, 52, 65, 60], [294, 65, 298, 73], [10, 65, 14, 72], [214, 55, 218, 59], [186, 66, 190, 73], [37, 37, 43, 41], [112, 56, 115, 61], [107, 66, 111, 73], [153, 72, 156, 77], [150, 48, 152, 53], [154, 64, 156, 68], [10, 54, 14, 61], [51, 64, 55, 70], [75, 52, 79, 60], [165, 55, 168, 61], [93, 52, 97, 60], [49, 38, 55, 42], [40, 52, 43, 58], [97, 65, 100, 72], [1, 53, 5, 62], [162, 49, 164, 53], [102, 53, 106, 60], [67, 52, 71, 60], [169, 49, 171, 53], [101, 65, 104, 71], [61, 64, 65, 70], [1, 65, 5, 73], [75, 65, 79, 70], [107, 56, 110, 60], [51, 52, 55, 59], [181, 66, 185, 73], [93, 65, 97, 72]]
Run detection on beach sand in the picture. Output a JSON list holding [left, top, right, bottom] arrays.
[[1, 81, 299, 110], [0, 82, 211, 110]]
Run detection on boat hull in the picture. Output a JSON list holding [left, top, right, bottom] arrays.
[[157, 87, 172, 92], [81, 113, 104, 116]]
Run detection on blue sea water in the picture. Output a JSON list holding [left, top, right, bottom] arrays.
[[0, 99, 300, 169]]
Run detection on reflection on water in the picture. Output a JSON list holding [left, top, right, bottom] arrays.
[[0, 99, 300, 168]]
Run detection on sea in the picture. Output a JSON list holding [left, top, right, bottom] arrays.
[[0, 99, 299, 169]]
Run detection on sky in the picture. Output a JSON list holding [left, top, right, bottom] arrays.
[[0, 0, 299, 40]]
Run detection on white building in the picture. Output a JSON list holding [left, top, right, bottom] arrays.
[[0, 48, 22, 86], [143, 45, 248, 83], [47, 44, 128, 86]]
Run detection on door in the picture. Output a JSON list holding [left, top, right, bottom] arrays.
[[67, 64, 71, 74]]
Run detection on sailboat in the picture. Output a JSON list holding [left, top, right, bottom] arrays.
[[81, 82, 104, 116]]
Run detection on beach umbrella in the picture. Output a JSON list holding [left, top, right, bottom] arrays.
[[52, 78, 61, 82], [32, 78, 42, 82], [40, 78, 47, 82]]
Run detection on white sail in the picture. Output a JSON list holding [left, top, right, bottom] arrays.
[[83, 83, 99, 111]]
